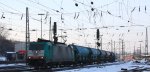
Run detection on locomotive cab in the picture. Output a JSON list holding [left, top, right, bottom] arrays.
[[27, 42, 49, 67]]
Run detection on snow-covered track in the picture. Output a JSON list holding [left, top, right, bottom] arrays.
[[53, 62, 125, 71], [120, 65, 150, 72], [0, 68, 52, 72], [0, 62, 124, 72], [0, 64, 27, 72]]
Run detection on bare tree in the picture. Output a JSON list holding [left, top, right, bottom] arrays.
[[0, 25, 9, 38], [0, 24, 14, 55]]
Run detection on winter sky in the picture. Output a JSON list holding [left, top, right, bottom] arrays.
[[0, 0, 150, 53]]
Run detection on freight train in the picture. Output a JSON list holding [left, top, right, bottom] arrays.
[[27, 39, 116, 68]]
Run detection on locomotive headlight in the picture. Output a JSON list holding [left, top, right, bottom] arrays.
[[28, 57, 31, 59], [41, 57, 44, 59], [36, 51, 38, 53]]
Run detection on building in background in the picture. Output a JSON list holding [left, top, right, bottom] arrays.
[[15, 42, 25, 52], [14, 41, 26, 61]]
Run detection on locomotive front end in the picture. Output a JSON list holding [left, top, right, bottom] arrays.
[[27, 42, 46, 67]]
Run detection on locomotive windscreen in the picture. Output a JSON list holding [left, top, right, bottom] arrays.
[[29, 43, 44, 50]]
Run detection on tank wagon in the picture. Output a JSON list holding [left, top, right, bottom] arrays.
[[27, 41, 116, 68]]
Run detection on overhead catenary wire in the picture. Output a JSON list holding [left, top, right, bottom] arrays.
[[15, 0, 52, 14], [0, 5, 146, 31], [27, 0, 61, 13], [0, 1, 41, 22], [0, 0, 148, 48]]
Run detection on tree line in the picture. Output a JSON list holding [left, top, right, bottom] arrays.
[[0, 25, 15, 55]]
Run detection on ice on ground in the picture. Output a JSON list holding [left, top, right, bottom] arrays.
[[58, 61, 150, 72]]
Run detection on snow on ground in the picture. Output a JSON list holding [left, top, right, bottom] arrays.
[[0, 59, 149, 72], [58, 60, 150, 72], [0, 57, 26, 67], [0, 63, 26, 67], [0, 56, 6, 61]]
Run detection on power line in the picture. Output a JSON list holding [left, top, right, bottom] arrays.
[[0, 1, 41, 22], [27, 0, 61, 13], [15, 0, 52, 14], [0, 2, 22, 13]]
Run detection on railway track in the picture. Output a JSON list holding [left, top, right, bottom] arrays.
[[1, 61, 149, 72], [0, 61, 25, 64], [120, 66, 150, 72], [0, 64, 28, 72], [53, 62, 125, 71], [0, 62, 124, 72]]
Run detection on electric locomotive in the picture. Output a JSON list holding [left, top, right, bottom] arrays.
[[27, 40, 75, 68], [27, 39, 116, 68]]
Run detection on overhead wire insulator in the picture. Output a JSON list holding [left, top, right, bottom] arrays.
[[45, 12, 49, 19], [61, 14, 63, 20], [91, 2, 94, 5], [1, 12, 5, 19], [131, 7, 136, 13], [139, 6, 140, 12], [76, 12, 80, 19], [75, 3, 78, 7], [107, 10, 112, 15], [145, 6, 147, 13], [93, 12, 96, 17], [101, 11, 103, 17], [21, 14, 23, 20], [31, 29, 36, 31], [118, 16, 121, 18], [74, 12, 80, 19], [8, 28, 12, 30], [74, 12, 76, 19], [91, 8, 94, 11], [120, 26, 125, 27], [128, 30, 130, 32], [56, 10, 59, 12]]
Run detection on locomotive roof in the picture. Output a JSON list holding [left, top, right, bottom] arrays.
[[37, 38, 65, 44]]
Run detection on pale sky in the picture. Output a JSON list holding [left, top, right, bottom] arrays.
[[0, 0, 150, 53]]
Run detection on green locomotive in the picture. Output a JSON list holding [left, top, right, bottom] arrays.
[[27, 40, 115, 68]]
